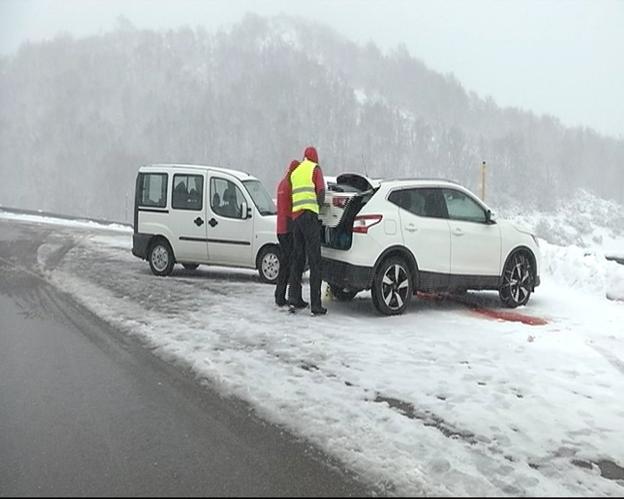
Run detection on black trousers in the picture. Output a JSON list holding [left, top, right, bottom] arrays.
[[288, 210, 322, 310], [275, 232, 294, 304]]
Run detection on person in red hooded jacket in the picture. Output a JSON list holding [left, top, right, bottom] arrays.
[[274, 160, 301, 306]]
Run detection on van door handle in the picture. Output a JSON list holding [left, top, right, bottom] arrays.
[[194, 217, 204, 227], [208, 218, 218, 228], [453, 228, 464, 236], [405, 224, 418, 233]]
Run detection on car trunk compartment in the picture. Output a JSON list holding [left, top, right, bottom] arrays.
[[320, 174, 378, 250]]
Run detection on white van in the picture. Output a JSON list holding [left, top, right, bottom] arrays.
[[132, 164, 281, 283]]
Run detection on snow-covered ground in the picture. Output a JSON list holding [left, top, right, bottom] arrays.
[[2, 208, 623, 496]]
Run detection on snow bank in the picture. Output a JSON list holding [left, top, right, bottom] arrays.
[[501, 189, 624, 301], [0, 209, 132, 233], [540, 240, 624, 301], [501, 189, 624, 249]]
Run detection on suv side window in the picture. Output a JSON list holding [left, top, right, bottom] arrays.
[[211, 177, 245, 219], [172, 174, 203, 211], [388, 188, 448, 219], [139, 173, 168, 208], [443, 189, 486, 223]]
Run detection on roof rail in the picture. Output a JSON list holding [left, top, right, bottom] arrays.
[[382, 177, 461, 184]]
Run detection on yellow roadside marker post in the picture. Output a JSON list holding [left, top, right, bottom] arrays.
[[481, 161, 487, 201]]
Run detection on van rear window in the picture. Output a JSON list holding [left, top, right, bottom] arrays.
[[139, 173, 168, 208]]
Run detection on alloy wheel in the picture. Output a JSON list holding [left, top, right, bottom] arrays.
[[500, 253, 532, 306], [381, 263, 410, 311]]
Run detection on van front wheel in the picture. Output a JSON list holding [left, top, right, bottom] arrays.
[[148, 239, 175, 277], [257, 245, 280, 284]]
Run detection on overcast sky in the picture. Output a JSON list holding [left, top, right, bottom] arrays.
[[1, 0, 623, 138]]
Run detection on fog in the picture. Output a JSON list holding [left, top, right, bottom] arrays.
[[3, 0, 623, 137], [0, 1, 623, 221]]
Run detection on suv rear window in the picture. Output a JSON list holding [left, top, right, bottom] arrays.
[[139, 173, 168, 208], [389, 188, 448, 218]]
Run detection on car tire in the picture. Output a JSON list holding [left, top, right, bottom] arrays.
[[148, 238, 175, 277], [182, 263, 199, 271], [499, 251, 533, 307], [371, 257, 413, 315], [329, 284, 359, 302], [257, 245, 280, 284]]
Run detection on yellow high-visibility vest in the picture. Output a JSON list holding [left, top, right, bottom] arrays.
[[290, 159, 319, 214]]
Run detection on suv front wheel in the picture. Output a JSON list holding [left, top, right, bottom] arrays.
[[371, 257, 413, 315], [499, 251, 533, 307]]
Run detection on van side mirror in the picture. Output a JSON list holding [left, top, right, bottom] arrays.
[[486, 209, 496, 224], [241, 200, 249, 219]]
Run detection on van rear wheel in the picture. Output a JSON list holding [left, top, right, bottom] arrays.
[[371, 257, 412, 315], [148, 239, 175, 277]]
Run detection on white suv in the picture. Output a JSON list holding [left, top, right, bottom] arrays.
[[320, 174, 541, 315], [132, 164, 281, 283]]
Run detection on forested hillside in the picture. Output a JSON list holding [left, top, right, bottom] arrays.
[[1, 14, 622, 222]]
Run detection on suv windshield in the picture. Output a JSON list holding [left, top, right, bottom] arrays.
[[242, 180, 277, 216]]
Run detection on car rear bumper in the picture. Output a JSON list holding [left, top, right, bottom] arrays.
[[322, 257, 373, 291], [132, 233, 151, 260]]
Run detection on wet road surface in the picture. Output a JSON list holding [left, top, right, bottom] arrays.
[[0, 219, 371, 497]]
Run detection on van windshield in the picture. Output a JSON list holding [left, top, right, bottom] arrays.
[[242, 180, 277, 216]]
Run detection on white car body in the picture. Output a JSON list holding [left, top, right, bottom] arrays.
[[320, 175, 541, 314], [132, 164, 280, 282]]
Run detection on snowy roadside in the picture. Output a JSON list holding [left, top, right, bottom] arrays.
[[0, 209, 132, 233], [18, 219, 620, 496]]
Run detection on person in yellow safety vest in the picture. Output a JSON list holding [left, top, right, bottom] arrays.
[[288, 146, 327, 315]]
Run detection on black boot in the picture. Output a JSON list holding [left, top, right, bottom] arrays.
[[289, 299, 309, 309], [311, 306, 327, 316]]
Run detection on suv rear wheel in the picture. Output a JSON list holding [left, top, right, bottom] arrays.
[[371, 257, 413, 315], [148, 239, 175, 277]]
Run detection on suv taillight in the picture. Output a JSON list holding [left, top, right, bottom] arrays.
[[352, 214, 383, 234], [332, 196, 349, 208]]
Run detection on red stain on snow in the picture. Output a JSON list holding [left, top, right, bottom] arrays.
[[468, 307, 548, 326], [416, 292, 548, 326]]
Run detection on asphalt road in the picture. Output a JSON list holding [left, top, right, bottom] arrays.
[[0, 219, 371, 497]]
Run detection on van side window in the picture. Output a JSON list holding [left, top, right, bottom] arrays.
[[211, 178, 245, 219], [172, 175, 203, 211], [139, 173, 167, 208]]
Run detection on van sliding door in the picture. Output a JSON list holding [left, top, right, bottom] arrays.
[[170, 172, 208, 262]]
